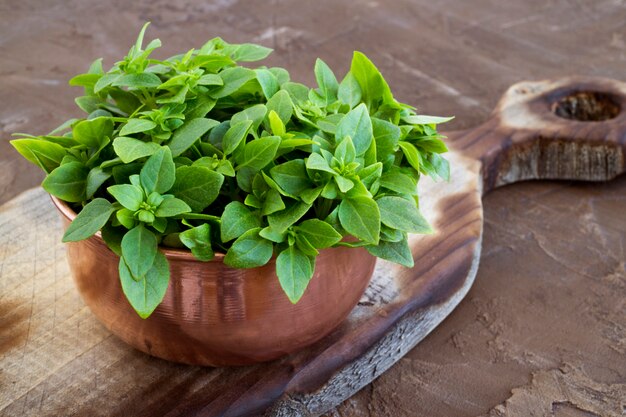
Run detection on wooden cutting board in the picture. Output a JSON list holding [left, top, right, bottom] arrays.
[[1, 77, 625, 417]]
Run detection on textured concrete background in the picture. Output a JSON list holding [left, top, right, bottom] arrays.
[[0, 0, 625, 415]]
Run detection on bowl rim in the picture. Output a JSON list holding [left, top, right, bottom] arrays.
[[50, 194, 228, 262]]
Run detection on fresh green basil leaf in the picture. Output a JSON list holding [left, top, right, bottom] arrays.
[[266, 90, 293, 124], [121, 224, 158, 279], [112, 73, 162, 89], [42, 162, 88, 202], [155, 197, 191, 217], [113, 137, 161, 163], [268, 201, 312, 233], [268, 110, 286, 136], [231, 104, 267, 131], [119, 119, 157, 136], [338, 72, 362, 109], [262, 188, 285, 215], [376, 196, 432, 233], [306, 152, 335, 174], [428, 153, 450, 181], [366, 236, 414, 268], [276, 245, 314, 303], [116, 208, 136, 229], [85, 167, 111, 198], [179, 223, 214, 261], [334, 175, 354, 193], [62, 198, 115, 242], [338, 196, 380, 244], [73, 117, 113, 149], [398, 141, 421, 172], [296, 219, 342, 249], [334, 136, 356, 164], [223, 228, 273, 268], [239, 136, 281, 170], [220, 201, 261, 242], [101, 224, 124, 256], [372, 117, 401, 155], [229, 43, 273, 62], [11, 138, 66, 173], [314, 58, 339, 105], [378, 170, 417, 195], [350, 51, 393, 110], [402, 115, 454, 125], [255, 69, 279, 99], [211, 67, 256, 98], [140, 147, 176, 194], [270, 159, 313, 195], [108, 184, 144, 211], [170, 165, 224, 211], [335, 103, 372, 156], [222, 120, 252, 155], [119, 250, 169, 319], [168, 118, 219, 157]]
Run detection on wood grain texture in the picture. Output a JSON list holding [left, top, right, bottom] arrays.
[[1, 0, 625, 416]]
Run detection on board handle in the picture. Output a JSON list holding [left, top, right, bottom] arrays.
[[449, 77, 626, 193]]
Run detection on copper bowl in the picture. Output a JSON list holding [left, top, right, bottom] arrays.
[[52, 196, 376, 366]]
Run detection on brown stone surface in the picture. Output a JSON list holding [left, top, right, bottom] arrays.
[[0, 0, 625, 416]]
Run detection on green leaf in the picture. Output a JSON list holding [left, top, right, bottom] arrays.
[[403, 115, 454, 125], [155, 197, 191, 217], [429, 153, 450, 181], [86, 167, 111, 198], [211, 67, 256, 98], [336, 103, 373, 156], [240, 136, 281, 170], [140, 147, 176, 194], [262, 188, 285, 215], [119, 251, 170, 319], [334, 136, 356, 164], [119, 119, 157, 136], [366, 236, 414, 268], [399, 141, 421, 172], [338, 196, 380, 244], [11, 139, 66, 173], [112, 73, 162, 89], [42, 162, 88, 202], [306, 152, 335, 174], [350, 51, 393, 110], [268, 201, 312, 233], [255, 69, 279, 99], [268, 110, 286, 136], [179, 224, 214, 261], [314, 58, 339, 104], [372, 117, 401, 155], [223, 228, 273, 268], [116, 208, 136, 229], [229, 43, 273, 62], [376, 196, 432, 234], [266, 90, 293, 124], [101, 224, 124, 256], [108, 184, 144, 211], [296, 219, 342, 249], [276, 245, 314, 303], [231, 104, 267, 131], [73, 117, 113, 149], [168, 118, 219, 157], [378, 171, 417, 195], [338, 72, 362, 109], [270, 160, 313, 195], [170, 166, 224, 211], [62, 198, 115, 242], [220, 201, 261, 242], [113, 137, 161, 163], [223, 120, 252, 155], [121, 224, 158, 279], [334, 175, 354, 193]]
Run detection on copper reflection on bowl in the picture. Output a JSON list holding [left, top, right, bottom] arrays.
[[51, 196, 376, 366]]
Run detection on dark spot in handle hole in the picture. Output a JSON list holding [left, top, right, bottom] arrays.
[[552, 91, 621, 122]]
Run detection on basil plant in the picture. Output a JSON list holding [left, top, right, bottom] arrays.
[[12, 23, 452, 318]]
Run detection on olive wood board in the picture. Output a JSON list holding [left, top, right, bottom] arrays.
[[1, 77, 625, 417]]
